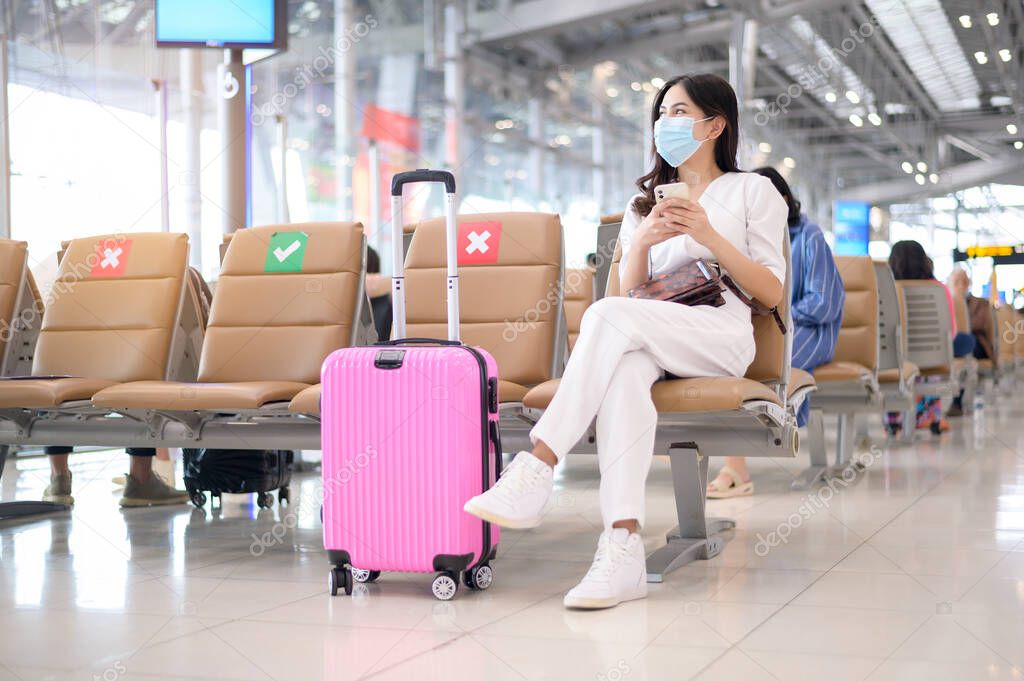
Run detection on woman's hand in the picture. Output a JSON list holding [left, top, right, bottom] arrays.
[[634, 200, 687, 250], [663, 199, 721, 251]]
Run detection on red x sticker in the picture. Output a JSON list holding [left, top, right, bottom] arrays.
[[91, 238, 133, 277], [457, 221, 502, 265]]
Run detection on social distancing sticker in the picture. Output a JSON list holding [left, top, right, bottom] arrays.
[[91, 238, 133, 277], [265, 232, 309, 273], [457, 221, 502, 265]]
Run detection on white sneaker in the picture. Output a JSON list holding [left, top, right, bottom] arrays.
[[563, 528, 648, 609], [463, 451, 553, 528]]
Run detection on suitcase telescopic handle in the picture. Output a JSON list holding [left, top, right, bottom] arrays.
[[389, 169, 460, 343], [391, 169, 456, 196]]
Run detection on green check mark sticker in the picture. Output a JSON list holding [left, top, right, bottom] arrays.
[[264, 232, 309, 273]]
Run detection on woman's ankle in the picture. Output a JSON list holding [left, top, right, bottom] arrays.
[[611, 519, 640, 534], [530, 441, 558, 468]]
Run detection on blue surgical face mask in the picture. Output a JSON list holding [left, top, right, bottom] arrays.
[[653, 115, 713, 167]]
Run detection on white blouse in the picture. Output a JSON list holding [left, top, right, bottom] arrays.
[[618, 171, 787, 287]]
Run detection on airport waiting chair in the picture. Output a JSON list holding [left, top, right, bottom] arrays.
[[90, 223, 367, 451], [0, 240, 43, 378], [895, 280, 958, 424], [563, 267, 595, 351], [593, 213, 624, 300], [398, 212, 566, 418], [872, 261, 919, 440], [0, 233, 190, 519], [520, 234, 800, 581], [794, 256, 880, 488]]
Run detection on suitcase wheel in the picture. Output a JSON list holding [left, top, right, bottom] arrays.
[[431, 572, 459, 601], [351, 568, 381, 584], [329, 567, 353, 597], [256, 492, 274, 509], [189, 491, 207, 509], [278, 486, 290, 505], [463, 564, 493, 591]]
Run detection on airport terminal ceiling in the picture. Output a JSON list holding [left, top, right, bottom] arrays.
[[1, 0, 1022, 270]]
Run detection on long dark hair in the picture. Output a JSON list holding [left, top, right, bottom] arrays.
[[633, 73, 741, 217], [753, 166, 802, 227], [888, 240, 934, 280]]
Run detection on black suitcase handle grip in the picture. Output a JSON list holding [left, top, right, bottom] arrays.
[[391, 169, 456, 196], [375, 337, 462, 347]]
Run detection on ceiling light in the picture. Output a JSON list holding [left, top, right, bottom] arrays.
[[917, 161, 928, 172], [986, 12, 999, 26], [849, 114, 864, 127], [758, 142, 772, 153], [824, 92, 837, 103], [991, 95, 1013, 107], [630, 81, 642, 92], [901, 161, 914, 174], [975, 51, 988, 64], [929, 173, 939, 184], [914, 174, 926, 185], [845, 90, 860, 104], [1015, 141, 1024, 150], [958, 15, 972, 28], [1008, 123, 1019, 134], [783, 157, 796, 169], [867, 112, 882, 126], [605, 87, 619, 98], [999, 49, 1012, 62], [650, 77, 665, 89]]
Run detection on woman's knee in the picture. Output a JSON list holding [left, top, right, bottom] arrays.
[[580, 296, 632, 333]]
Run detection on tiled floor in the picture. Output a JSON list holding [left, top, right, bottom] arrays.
[[2, 393, 1023, 681]]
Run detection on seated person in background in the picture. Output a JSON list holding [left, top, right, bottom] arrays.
[[364, 246, 393, 341], [43, 447, 188, 507], [887, 241, 954, 434], [708, 167, 844, 498], [946, 268, 981, 416]]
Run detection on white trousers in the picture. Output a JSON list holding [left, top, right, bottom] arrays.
[[530, 295, 755, 528]]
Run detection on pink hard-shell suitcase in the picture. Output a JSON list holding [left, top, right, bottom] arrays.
[[321, 169, 501, 600]]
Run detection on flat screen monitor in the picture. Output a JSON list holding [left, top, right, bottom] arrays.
[[156, 0, 287, 49], [833, 200, 871, 256]]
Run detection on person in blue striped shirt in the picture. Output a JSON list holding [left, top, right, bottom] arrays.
[[708, 167, 845, 498]]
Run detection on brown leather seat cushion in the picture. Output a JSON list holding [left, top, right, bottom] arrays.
[[289, 384, 321, 414], [524, 376, 780, 412], [92, 380, 310, 410], [498, 380, 529, 404], [811, 361, 873, 383], [0, 378, 118, 408], [878, 361, 920, 384], [788, 368, 816, 397], [976, 358, 994, 371], [919, 365, 950, 377]]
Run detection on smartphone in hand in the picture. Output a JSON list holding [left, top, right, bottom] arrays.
[[654, 182, 691, 204]]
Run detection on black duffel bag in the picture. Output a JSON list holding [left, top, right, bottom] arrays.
[[183, 448, 294, 510]]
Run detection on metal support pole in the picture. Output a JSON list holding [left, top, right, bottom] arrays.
[[528, 97, 545, 204], [0, 35, 11, 239], [180, 49, 204, 267], [368, 139, 381, 258], [276, 114, 290, 223], [217, 49, 247, 234], [443, 0, 465, 183], [592, 99, 605, 215], [729, 15, 757, 167], [335, 0, 356, 221], [154, 79, 170, 232]]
